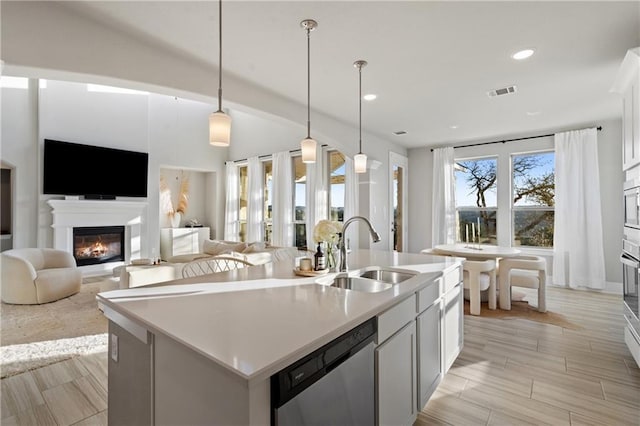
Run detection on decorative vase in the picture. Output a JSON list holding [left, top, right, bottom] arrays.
[[170, 212, 181, 228], [326, 243, 336, 271]]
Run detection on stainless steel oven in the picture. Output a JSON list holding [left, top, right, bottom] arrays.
[[621, 228, 640, 366], [624, 179, 640, 229]]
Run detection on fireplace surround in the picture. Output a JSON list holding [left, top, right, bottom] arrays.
[[48, 199, 148, 276]]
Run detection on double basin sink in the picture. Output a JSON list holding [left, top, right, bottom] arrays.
[[317, 267, 417, 293]]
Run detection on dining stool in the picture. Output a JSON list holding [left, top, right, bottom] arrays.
[[463, 259, 497, 315], [497, 255, 546, 312]]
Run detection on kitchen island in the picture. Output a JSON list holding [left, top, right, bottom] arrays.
[[97, 249, 463, 425]]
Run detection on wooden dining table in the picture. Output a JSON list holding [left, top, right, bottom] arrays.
[[432, 243, 522, 260]]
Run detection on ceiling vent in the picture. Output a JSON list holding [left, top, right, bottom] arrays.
[[487, 85, 517, 98], [393, 130, 407, 136]]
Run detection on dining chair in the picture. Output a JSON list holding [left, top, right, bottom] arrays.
[[497, 255, 546, 312], [463, 259, 497, 315], [182, 256, 254, 278]]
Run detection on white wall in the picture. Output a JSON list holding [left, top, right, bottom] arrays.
[[408, 119, 623, 285]]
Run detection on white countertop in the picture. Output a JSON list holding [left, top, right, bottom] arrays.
[[97, 249, 462, 384]]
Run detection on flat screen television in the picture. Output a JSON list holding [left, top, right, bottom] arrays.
[[43, 139, 149, 199]]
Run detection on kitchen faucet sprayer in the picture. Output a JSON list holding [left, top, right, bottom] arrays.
[[338, 216, 381, 272]]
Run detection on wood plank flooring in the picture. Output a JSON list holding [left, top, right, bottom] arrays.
[[418, 287, 640, 426], [2, 286, 639, 425]]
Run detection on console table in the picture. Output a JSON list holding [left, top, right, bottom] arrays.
[[160, 227, 210, 261]]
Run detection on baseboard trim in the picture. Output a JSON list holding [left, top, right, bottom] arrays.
[[548, 279, 622, 295]]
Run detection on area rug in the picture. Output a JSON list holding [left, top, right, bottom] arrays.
[[464, 299, 583, 330], [1, 277, 118, 378], [1, 333, 108, 378]]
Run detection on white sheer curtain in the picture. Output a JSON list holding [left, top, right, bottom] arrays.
[[553, 128, 605, 289], [272, 151, 293, 247], [224, 162, 239, 241], [306, 144, 328, 249], [431, 147, 457, 246], [344, 156, 359, 248], [246, 156, 264, 243]]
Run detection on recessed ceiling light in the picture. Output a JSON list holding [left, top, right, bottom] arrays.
[[450, 125, 459, 130], [512, 49, 535, 60], [526, 111, 541, 116], [363, 94, 377, 101]]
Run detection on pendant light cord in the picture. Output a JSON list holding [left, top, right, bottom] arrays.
[[306, 27, 311, 139], [358, 65, 362, 154], [217, 0, 223, 112]]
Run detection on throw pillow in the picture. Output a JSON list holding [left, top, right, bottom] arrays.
[[243, 241, 266, 253], [203, 240, 248, 256]]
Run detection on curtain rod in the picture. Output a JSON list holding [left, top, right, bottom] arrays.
[[231, 143, 329, 164], [430, 126, 602, 152]]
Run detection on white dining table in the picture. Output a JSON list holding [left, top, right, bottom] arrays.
[[433, 243, 522, 260]]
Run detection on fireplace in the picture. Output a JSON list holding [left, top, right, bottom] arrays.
[[73, 226, 125, 266]]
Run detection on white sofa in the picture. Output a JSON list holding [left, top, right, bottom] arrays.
[[165, 240, 300, 266], [118, 240, 301, 289], [1, 248, 82, 304]]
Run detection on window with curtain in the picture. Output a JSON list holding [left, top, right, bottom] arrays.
[[293, 155, 307, 249], [328, 150, 346, 223], [512, 151, 555, 248], [238, 165, 248, 242], [455, 157, 498, 244], [263, 160, 273, 244]]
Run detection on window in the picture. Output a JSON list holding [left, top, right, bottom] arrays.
[[328, 151, 346, 222], [512, 152, 555, 247], [263, 160, 273, 244], [455, 157, 498, 244], [238, 165, 248, 242], [293, 155, 307, 249]]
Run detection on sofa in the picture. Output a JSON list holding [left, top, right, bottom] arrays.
[[118, 240, 301, 289], [1, 248, 82, 304], [165, 239, 300, 267]]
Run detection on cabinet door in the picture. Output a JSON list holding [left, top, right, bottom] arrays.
[[376, 321, 417, 426], [442, 282, 463, 373], [417, 301, 441, 410]]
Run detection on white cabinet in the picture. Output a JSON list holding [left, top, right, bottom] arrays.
[[376, 321, 416, 426], [612, 48, 640, 172], [442, 282, 463, 373], [160, 227, 210, 260], [417, 297, 441, 409]]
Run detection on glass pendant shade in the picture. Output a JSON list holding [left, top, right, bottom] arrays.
[[354, 153, 367, 173], [209, 111, 232, 147], [301, 137, 317, 163]]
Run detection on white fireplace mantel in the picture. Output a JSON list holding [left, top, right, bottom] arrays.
[[48, 199, 148, 276]]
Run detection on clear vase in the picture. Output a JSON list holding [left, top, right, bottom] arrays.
[[326, 244, 336, 271]]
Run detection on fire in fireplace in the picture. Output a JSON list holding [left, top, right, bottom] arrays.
[[73, 226, 125, 266]]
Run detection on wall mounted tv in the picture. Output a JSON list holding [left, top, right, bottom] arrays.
[[43, 139, 149, 199]]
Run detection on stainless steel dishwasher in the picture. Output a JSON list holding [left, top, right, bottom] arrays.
[[271, 317, 377, 426]]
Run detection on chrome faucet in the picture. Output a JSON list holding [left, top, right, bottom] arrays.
[[338, 216, 381, 272]]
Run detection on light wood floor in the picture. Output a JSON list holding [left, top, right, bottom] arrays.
[[2, 286, 639, 425]]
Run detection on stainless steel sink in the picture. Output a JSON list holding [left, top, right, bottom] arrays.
[[357, 268, 415, 284], [330, 276, 392, 293]]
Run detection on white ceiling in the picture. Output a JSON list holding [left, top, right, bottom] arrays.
[[59, 1, 639, 148]]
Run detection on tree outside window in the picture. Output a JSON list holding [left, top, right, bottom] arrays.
[[328, 151, 345, 223], [238, 165, 248, 242], [292, 155, 307, 249], [455, 157, 498, 244], [512, 152, 555, 247], [263, 160, 273, 244]]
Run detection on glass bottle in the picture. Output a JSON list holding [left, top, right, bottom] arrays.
[[314, 243, 326, 271]]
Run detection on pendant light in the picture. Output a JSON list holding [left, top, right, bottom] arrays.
[[300, 19, 318, 163], [209, 0, 231, 146], [354, 60, 368, 173]]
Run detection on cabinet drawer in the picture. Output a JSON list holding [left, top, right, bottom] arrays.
[[443, 267, 461, 293], [377, 294, 416, 344], [417, 279, 440, 314]]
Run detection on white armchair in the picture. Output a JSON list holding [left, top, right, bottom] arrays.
[[498, 255, 547, 312], [1, 248, 82, 304], [463, 259, 497, 315]]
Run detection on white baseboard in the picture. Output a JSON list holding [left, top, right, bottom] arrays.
[[547, 279, 622, 295]]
